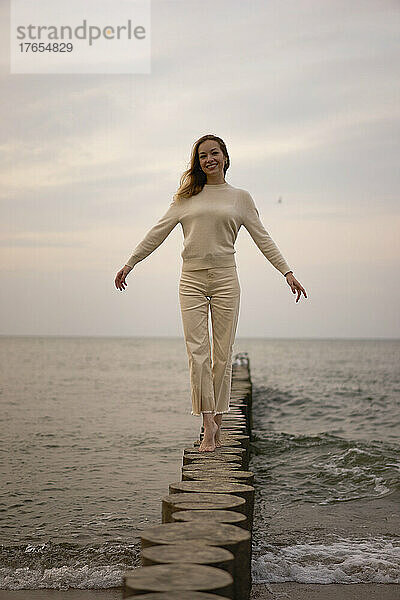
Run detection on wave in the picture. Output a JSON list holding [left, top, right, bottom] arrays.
[[0, 541, 140, 590], [252, 536, 400, 584], [250, 431, 400, 505]]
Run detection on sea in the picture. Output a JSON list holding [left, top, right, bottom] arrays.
[[0, 336, 399, 591]]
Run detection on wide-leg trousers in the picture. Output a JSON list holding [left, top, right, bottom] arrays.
[[178, 265, 241, 416]]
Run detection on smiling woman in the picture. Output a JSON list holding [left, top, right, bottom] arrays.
[[198, 140, 227, 180], [115, 133, 307, 452]]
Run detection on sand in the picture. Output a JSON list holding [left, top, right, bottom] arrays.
[[251, 582, 400, 599], [0, 592, 122, 600], [1, 583, 399, 599]]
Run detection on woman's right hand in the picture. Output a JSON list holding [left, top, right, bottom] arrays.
[[115, 265, 133, 291]]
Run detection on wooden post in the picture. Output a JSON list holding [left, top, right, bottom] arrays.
[[172, 508, 248, 530], [161, 492, 246, 523], [182, 453, 242, 467], [123, 564, 234, 598], [183, 447, 248, 469], [139, 521, 251, 600], [182, 468, 254, 486], [183, 459, 242, 470], [124, 591, 234, 599], [168, 481, 254, 529], [141, 542, 235, 581]]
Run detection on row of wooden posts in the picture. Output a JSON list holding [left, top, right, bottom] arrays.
[[123, 352, 255, 599]]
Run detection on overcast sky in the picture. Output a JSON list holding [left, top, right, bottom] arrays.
[[1, 0, 399, 338]]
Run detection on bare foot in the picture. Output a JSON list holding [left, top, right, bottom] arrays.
[[199, 420, 218, 452], [214, 414, 223, 447]]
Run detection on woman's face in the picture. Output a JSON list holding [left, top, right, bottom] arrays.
[[198, 140, 226, 178]]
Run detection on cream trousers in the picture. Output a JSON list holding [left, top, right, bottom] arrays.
[[179, 265, 241, 416]]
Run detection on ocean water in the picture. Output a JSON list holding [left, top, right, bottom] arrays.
[[0, 336, 399, 589]]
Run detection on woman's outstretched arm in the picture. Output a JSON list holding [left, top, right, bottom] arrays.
[[125, 201, 181, 269], [241, 191, 307, 302], [241, 191, 292, 276], [115, 200, 180, 291]]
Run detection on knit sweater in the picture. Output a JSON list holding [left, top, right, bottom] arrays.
[[125, 182, 292, 276]]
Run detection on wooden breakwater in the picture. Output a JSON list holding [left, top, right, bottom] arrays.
[[123, 351, 255, 599]]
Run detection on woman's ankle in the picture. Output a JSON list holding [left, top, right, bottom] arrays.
[[202, 412, 217, 429]]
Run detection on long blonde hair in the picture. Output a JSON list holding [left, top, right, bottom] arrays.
[[173, 134, 230, 202]]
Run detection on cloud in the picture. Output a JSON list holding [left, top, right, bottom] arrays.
[[1, 0, 399, 335]]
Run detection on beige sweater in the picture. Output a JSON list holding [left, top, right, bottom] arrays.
[[125, 182, 292, 276]]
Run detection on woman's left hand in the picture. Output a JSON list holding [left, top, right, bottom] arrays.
[[285, 272, 307, 303]]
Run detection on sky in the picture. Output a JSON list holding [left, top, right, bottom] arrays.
[[1, 0, 399, 338]]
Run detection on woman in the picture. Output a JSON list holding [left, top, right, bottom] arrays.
[[115, 134, 307, 452]]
